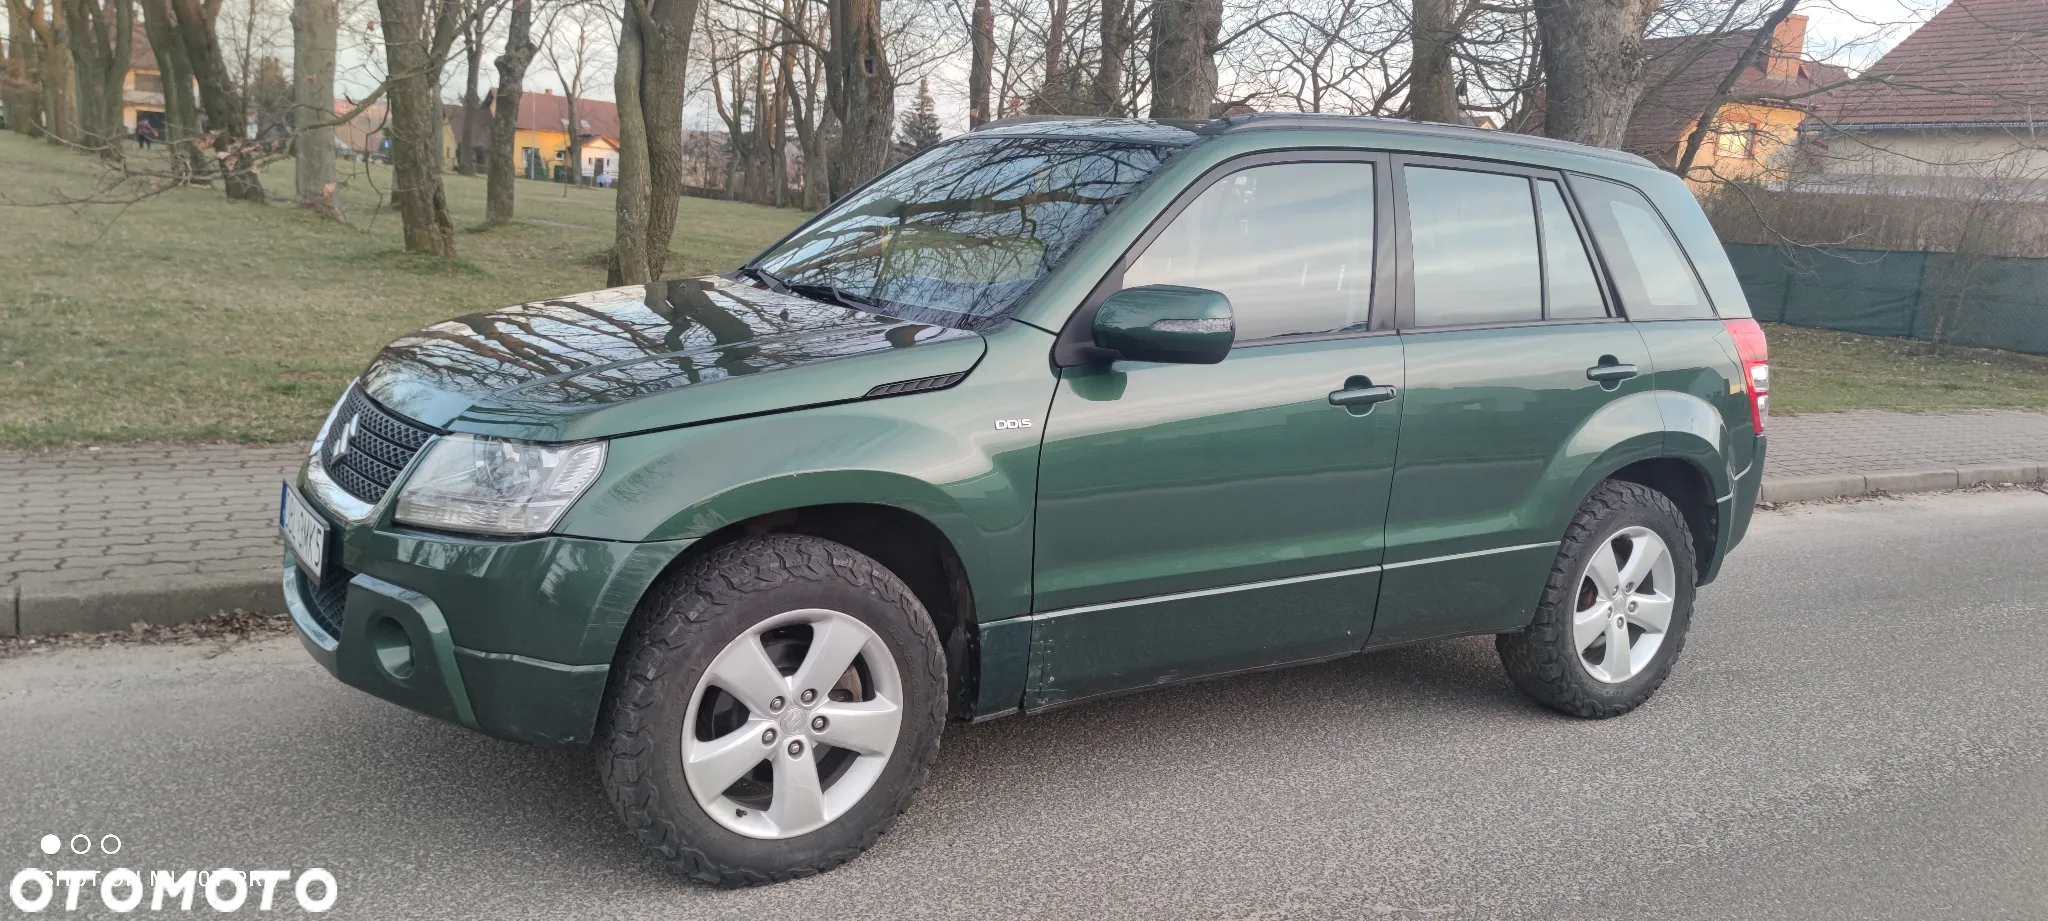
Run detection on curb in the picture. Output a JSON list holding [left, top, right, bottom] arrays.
[[1758, 463, 2045, 505], [4, 461, 2044, 640], [6, 571, 282, 639]]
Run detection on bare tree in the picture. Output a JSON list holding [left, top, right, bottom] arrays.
[[824, 0, 891, 197], [1088, 0, 1130, 114], [168, 0, 267, 200], [3, 0, 46, 137], [1149, 0, 1218, 118], [1407, 0, 1457, 122], [291, 0, 342, 217], [375, 0, 463, 253], [484, 0, 537, 225], [967, 0, 991, 124], [141, 0, 208, 176], [453, 0, 506, 175], [540, 0, 615, 188], [1534, 0, 1659, 147], [60, 0, 132, 154], [6, 0, 78, 143], [612, 0, 699, 283]]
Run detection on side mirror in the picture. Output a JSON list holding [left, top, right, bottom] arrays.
[[1089, 285, 1235, 365]]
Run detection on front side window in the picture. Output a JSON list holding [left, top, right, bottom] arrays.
[[750, 136, 1174, 329], [1122, 161, 1377, 341], [1405, 166, 1542, 326]]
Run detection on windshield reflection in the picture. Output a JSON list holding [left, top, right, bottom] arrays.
[[750, 136, 1175, 329]]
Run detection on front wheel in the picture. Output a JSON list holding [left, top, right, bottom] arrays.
[[596, 534, 947, 886], [1498, 480, 1697, 719]]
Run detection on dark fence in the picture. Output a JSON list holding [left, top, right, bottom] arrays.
[[1723, 243, 2048, 356]]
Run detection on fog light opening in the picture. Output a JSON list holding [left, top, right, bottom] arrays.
[[370, 616, 417, 679]]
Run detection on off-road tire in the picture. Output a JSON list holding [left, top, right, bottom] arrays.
[[1498, 480, 1697, 719], [595, 534, 947, 886]]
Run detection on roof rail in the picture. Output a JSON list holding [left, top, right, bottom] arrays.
[[969, 115, 1117, 133], [1194, 112, 1654, 166]]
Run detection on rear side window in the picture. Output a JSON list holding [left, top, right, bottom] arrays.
[[1568, 175, 1712, 320], [1124, 161, 1376, 340], [1404, 166, 1542, 326], [1536, 181, 1607, 319]]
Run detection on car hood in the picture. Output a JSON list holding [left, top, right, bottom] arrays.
[[358, 276, 986, 442]]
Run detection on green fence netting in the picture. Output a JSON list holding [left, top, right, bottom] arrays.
[[1723, 243, 2048, 355]]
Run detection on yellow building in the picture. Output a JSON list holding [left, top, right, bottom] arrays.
[[1625, 15, 1844, 191], [120, 25, 169, 138], [444, 89, 621, 183]]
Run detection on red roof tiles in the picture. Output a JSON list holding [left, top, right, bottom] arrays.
[[1820, 0, 2048, 128]]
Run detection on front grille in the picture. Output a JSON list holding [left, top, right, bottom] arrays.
[[300, 564, 353, 638], [323, 386, 438, 503]]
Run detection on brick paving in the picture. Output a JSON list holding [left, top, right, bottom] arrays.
[[1, 445, 302, 593], [1763, 410, 2048, 478], [3, 410, 2048, 597]]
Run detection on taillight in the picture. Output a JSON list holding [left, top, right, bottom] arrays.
[[1724, 318, 1769, 433]]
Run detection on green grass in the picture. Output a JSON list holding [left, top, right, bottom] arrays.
[[0, 133, 805, 446], [1767, 323, 2048, 415], [3, 134, 2045, 446]]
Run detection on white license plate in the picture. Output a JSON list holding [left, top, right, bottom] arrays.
[[280, 484, 328, 579]]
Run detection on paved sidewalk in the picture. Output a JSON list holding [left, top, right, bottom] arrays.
[[4, 409, 2048, 636]]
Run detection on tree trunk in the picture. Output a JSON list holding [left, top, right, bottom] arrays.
[[9, 0, 78, 144], [455, 12, 483, 175], [1089, 0, 1127, 116], [168, 0, 264, 200], [1148, 0, 1218, 120], [376, 0, 461, 253], [291, 0, 342, 219], [825, 0, 890, 199], [1030, 0, 1065, 114], [4, 0, 45, 137], [485, 0, 534, 226], [1408, 0, 1458, 123], [564, 94, 582, 186], [1532, 0, 1657, 148], [967, 0, 991, 126], [611, 0, 699, 285], [60, 0, 129, 155], [139, 0, 206, 178]]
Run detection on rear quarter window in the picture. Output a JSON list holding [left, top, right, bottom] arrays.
[[1567, 175, 1714, 321]]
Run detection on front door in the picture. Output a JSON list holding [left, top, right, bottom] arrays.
[[1370, 159, 1658, 646], [1028, 156, 1403, 707]]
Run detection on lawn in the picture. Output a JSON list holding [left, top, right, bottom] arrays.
[[0, 133, 805, 446], [3, 133, 2045, 447], [1764, 323, 2048, 415]]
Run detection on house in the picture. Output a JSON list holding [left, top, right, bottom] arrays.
[[120, 24, 185, 137], [333, 100, 388, 159], [1624, 14, 1844, 189], [447, 88, 621, 183], [1809, 0, 2048, 198]]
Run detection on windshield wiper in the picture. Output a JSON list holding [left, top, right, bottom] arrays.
[[735, 265, 791, 293], [787, 282, 883, 312]]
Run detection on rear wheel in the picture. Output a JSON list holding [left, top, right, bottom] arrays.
[[1498, 480, 1696, 719], [596, 534, 947, 886]]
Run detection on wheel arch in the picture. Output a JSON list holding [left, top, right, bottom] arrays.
[[1605, 456, 1721, 585]]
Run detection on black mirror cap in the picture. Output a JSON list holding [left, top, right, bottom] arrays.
[[1090, 285, 1235, 365]]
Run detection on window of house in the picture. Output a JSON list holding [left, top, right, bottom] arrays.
[[1715, 121, 1758, 159], [1404, 166, 1542, 327], [1123, 161, 1377, 341], [133, 73, 163, 94]]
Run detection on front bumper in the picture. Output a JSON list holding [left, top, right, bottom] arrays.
[[285, 478, 692, 744]]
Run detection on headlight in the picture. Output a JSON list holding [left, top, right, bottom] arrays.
[[393, 435, 607, 537]]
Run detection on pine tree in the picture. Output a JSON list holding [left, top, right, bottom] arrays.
[[894, 78, 944, 161]]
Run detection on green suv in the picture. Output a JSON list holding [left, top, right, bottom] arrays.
[[280, 114, 1769, 885]]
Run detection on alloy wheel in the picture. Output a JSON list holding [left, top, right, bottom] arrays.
[[681, 608, 904, 839], [1571, 526, 1677, 684]]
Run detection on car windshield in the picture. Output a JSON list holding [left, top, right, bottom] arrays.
[[747, 135, 1176, 329]]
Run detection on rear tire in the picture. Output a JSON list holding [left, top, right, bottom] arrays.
[[1498, 480, 1697, 719], [595, 534, 947, 886]]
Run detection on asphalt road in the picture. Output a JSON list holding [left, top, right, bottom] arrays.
[[4, 490, 2046, 920]]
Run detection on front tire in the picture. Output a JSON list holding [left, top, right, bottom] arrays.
[[595, 534, 947, 886], [1498, 480, 1697, 719]]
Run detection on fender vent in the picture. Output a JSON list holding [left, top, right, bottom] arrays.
[[865, 372, 965, 398]]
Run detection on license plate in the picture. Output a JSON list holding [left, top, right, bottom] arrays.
[[280, 484, 328, 579]]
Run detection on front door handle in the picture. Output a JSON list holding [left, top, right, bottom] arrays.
[[1586, 363, 1640, 383], [1329, 383, 1398, 408]]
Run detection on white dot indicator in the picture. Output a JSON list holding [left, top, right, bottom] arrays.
[[39, 834, 60, 855]]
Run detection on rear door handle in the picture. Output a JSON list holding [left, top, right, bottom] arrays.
[[1586, 363, 1640, 383], [1329, 384, 1398, 407]]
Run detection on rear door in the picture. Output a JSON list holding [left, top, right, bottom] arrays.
[[1370, 157, 1659, 647], [1028, 153, 1404, 706]]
